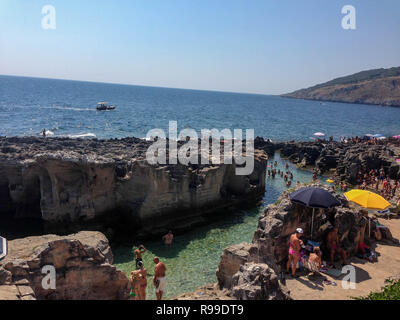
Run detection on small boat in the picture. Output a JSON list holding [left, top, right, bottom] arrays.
[[96, 102, 116, 111]]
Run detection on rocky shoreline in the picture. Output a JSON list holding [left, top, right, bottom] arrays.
[[2, 136, 400, 300], [254, 137, 400, 184], [180, 183, 399, 300], [0, 136, 267, 239]]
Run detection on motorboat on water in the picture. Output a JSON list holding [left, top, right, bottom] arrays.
[[96, 102, 116, 111]]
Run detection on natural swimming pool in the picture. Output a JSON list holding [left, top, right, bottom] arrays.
[[112, 153, 322, 299]]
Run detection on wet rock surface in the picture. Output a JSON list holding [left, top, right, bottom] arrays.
[[0, 231, 129, 300]]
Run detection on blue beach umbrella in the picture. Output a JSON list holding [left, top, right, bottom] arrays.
[[373, 134, 383, 138], [0, 236, 8, 260], [289, 187, 341, 239]]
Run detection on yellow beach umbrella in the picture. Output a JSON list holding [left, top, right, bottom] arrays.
[[344, 189, 390, 210], [345, 189, 390, 238]]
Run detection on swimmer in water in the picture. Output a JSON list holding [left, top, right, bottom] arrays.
[[162, 230, 174, 247]]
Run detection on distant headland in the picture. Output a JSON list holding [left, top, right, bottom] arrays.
[[282, 67, 400, 107]]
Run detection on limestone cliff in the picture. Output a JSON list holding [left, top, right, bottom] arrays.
[[0, 137, 267, 238], [0, 231, 129, 300]]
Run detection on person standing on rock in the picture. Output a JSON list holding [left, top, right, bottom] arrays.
[[286, 228, 304, 278], [134, 245, 146, 269], [153, 256, 166, 300], [326, 227, 347, 267], [162, 230, 174, 247]]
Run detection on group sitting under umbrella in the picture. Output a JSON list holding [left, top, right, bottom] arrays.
[[286, 186, 390, 278]]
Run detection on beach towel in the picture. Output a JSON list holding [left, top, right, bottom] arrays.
[[321, 267, 342, 278], [0, 236, 8, 260]]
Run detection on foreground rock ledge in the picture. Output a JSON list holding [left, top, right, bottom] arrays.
[[0, 231, 129, 300], [212, 183, 398, 300], [0, 137, 267, 237]]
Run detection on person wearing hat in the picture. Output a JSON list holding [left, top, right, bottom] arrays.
[[286, 228, 304, 278]]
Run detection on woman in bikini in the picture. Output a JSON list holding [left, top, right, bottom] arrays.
[[286, 228, 304, 278], [137, 261, 147, 300], [129, 270, 141, 300]]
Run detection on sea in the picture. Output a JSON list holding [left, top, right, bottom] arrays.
[[1, 75, 400, 140], [1, 74, 400, 299]]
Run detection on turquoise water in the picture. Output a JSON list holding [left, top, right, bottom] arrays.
[[113, 153, 323, 300], [2, 75, 400, 140]]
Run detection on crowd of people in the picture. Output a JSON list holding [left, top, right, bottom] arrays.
[[267, 161, 296, 188], [286, 227, 348, 279], [129, 230, 174, 300], [355, 166, 400, 203]]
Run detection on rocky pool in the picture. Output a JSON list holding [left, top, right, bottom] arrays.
[[112, 152, 325, 299]]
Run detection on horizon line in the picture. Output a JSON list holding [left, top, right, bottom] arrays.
[[0, 73, 282, 97]]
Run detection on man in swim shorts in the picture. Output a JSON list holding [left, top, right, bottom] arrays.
[[326, 227, 347, 266], [134, 245, 146, 269], [153, 256, 167, 300]]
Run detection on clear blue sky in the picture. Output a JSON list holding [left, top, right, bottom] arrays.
[[1, 0, 399, 94]]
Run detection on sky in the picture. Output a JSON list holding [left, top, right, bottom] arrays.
[[0, 0, 399, 94]]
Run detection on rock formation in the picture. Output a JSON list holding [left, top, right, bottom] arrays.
[[231, 263, 291, 300], [0, 137, 267, 238], [216, 184, 397, 295], [216, 242, 259, 289], [0, 231, 129, 300], [255, 137, 400, 185]]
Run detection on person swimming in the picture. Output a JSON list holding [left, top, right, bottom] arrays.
[[162, 230, 174, 246]]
